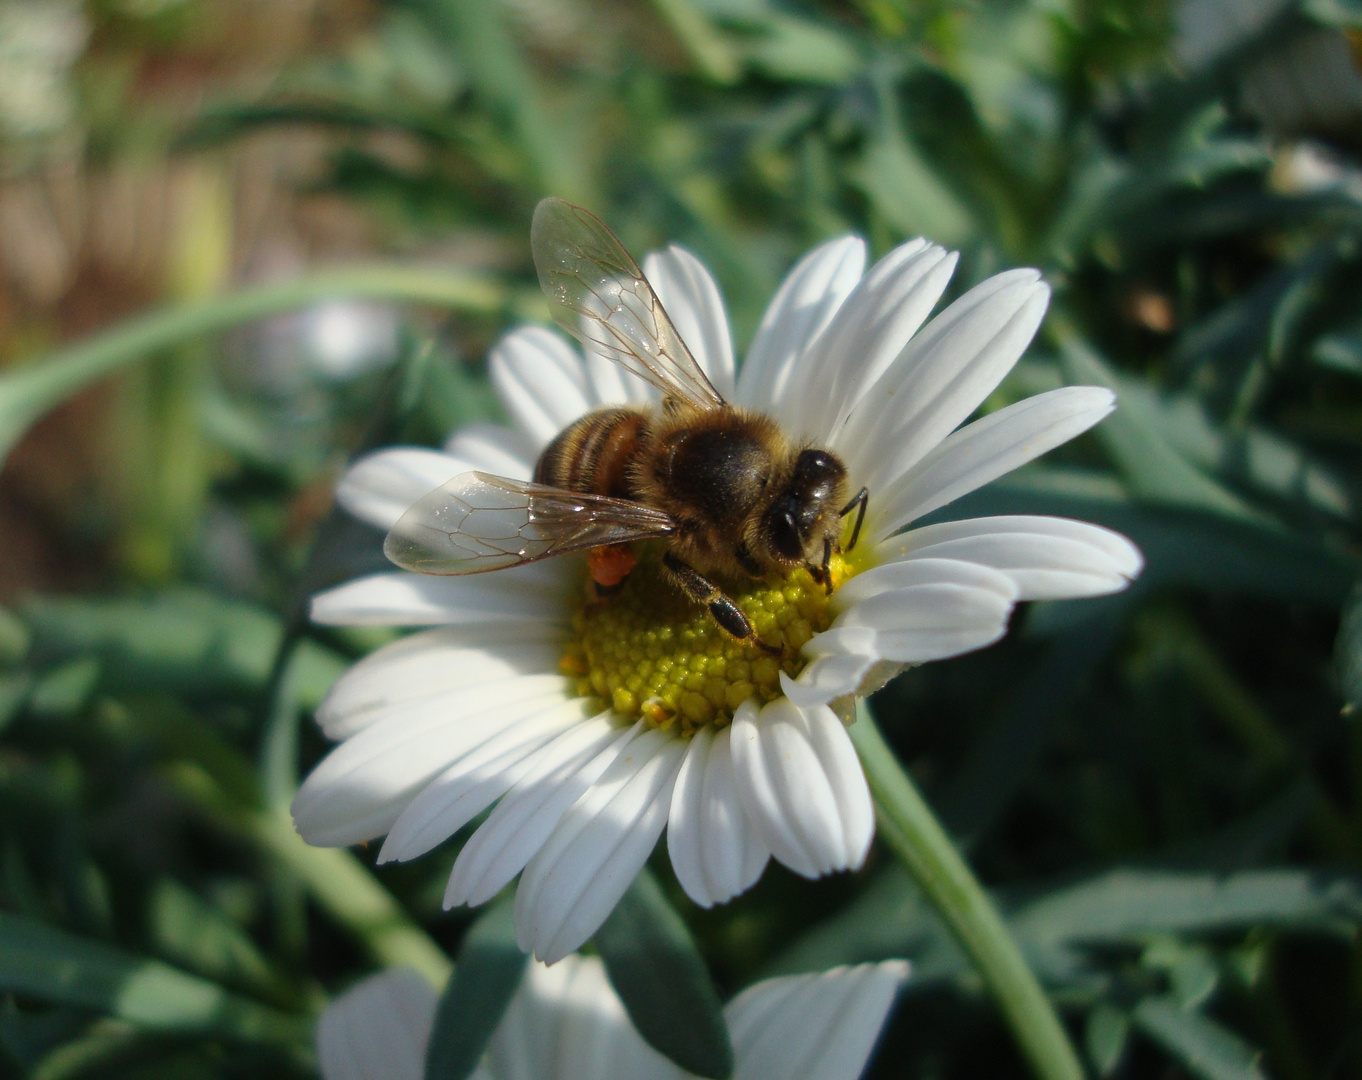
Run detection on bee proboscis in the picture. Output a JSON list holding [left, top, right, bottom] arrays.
[[384, 198, 868, 652]]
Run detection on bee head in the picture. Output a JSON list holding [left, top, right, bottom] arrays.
[[762, 448, 847, 565]]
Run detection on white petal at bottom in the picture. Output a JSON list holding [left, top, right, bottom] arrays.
[[729, 699, 874, 880], [316, 968, 436, 1080], [667, 725, 771, 908], [514, 725, 687, 963], [726, 962, 911, 1080]]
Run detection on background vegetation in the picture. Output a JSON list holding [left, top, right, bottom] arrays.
[[1, 0, 1361, 1077]]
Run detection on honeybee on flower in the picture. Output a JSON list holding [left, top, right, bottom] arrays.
[[293, 200, 1142, 963]]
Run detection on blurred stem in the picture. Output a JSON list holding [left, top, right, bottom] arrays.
[[851, 703, 1085, 1080], [0, 265, 504, 465], [173, 768, 451, 988], [251, 808, 451, 988], [649, 0, 742, 84]]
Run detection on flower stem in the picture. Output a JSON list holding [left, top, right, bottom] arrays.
[[251, 807, 452, 988], [0, 265, 505, 465], [850, 703, 1085, 1080], [169, 765, 451, 989]]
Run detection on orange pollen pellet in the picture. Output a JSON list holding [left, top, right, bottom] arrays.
[[589, 545, 638, 588]]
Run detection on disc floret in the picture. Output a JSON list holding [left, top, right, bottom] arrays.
[[561, 547, 854, 732]]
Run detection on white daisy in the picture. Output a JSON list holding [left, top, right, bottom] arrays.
[[293, 229, 1142, 963], [316, 957, 910, 1080]]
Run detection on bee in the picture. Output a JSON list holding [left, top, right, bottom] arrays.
[[384, 198, 868, 652]]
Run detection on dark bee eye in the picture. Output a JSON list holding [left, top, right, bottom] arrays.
[[768, 501, 804, 560], [791, 449, 843, 501]]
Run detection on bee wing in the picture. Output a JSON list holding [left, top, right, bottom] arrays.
[[383, 471, 676, 575], [531, 197, 726, 411]]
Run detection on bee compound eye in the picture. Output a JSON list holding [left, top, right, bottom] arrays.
[[767, 503, 804, 561]]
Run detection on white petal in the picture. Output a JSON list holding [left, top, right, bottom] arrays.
[[552, 957, 683, 1080], [778, 626, 879, 707], [487, 959, 565, 1080], [832, 553, 1019, 610], [869, 386, 1116, 539], [444, 716, 635, 908], [877, 515, 1144, 600], [846, 269, 1050, 493], [793, 239, 957, 444], [378, 697, 592, 863], [726, 962, 910, 1080], [490, 957, 682, 1080], [667, 725, 771, 908], [443, 421, 538, 481], [829, 557, 1019, 664], [514, 725, 686, 963], [315, 622, 562, 740], [643, 245, 736, 400], [736, 237, 865, 415], [292, 674, 570, 847], [336, 448, 467, 531], [730, 698, 873, 879], [490, 326, 594, 448], [316, 968, 436, 1080], [310, 560, 571, 627]]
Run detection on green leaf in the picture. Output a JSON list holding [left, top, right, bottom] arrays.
[[1304, 0, 1362, 29], [29, 658, 101, 719], [1141, 939, 1219, 1010], [1314, 331, 1362, 375], [1011, 869, 1362, 981], [425, 899, 526, 1080], [0, 913, 307, 1044], [1052, 322, 1265, 522], [1084, 1004, 1130, 1077], [738, 13, 863, 85], [0, 265, 502, 467], [938, 615, 1122, 845], [1336, 581, 1362, 714], [414, 0, 589, 201], [850, 76, 974, 247], [22, 589, 346, 709], [0, 604, 29, 665], [773, 866, 1362, 992], [147, 880, 284, 1004], [763, 865, 966, 985], [650, 0, 743, 84], [1120, 385, 1354, 521], [0, 671, 32, 731], [595, 869, 733, 1079], [1131, 997, 1267, 1080]]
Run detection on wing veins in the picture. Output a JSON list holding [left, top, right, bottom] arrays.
[[532, 198, 725, 411], [385, 472, 675, 575]]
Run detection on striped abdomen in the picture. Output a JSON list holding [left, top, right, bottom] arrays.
[[533, 407, 649, 500]]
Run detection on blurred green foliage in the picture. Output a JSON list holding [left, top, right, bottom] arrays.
[[2, 0, 1362, 1077]]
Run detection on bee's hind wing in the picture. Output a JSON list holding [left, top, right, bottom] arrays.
[[384, 471, 676, 575], [531, 198, 726, 411]]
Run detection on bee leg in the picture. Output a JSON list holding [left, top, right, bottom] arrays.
[[839, 487, 869, 551], [820, 536, 833, 595], [662, 553, 782, 655]]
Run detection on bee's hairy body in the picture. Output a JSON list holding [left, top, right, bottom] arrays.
[[384, 199, 870, 654], [535, 403, 853, 651]]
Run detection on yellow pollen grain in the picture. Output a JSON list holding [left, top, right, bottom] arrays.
[[560, 546, 857, 735]]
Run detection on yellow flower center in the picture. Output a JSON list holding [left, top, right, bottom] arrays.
[[560, 544, 857, 733]]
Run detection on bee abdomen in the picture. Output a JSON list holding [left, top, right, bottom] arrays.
[[534, 407, 649, 499]]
